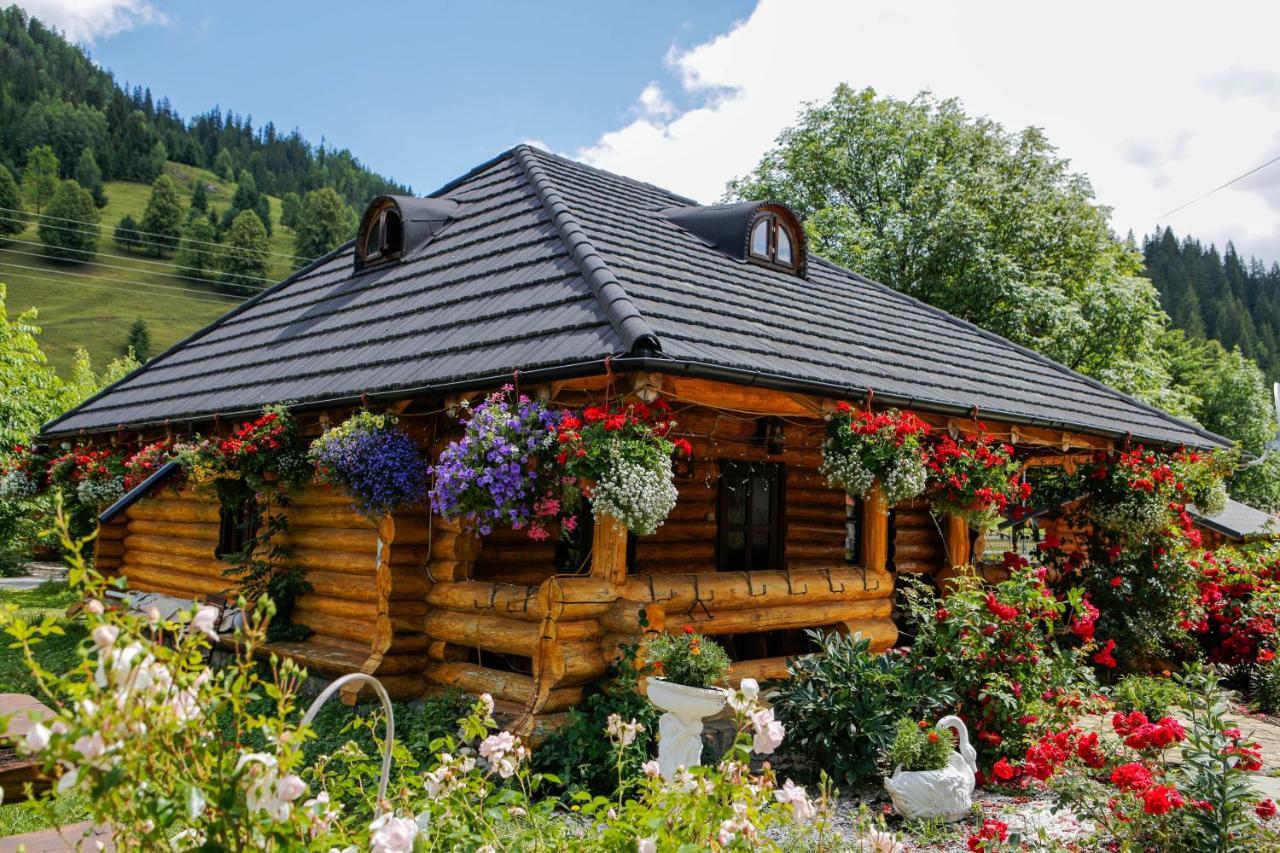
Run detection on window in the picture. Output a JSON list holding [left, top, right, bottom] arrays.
[[359, 204, 403, 267], [215, 497, 259, 561], [747, 212, 799, 272], [717, 460, 785, 571]]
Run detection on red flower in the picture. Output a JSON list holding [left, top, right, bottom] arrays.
[[672, 438, 693, 456], [683, 625, 695, 635], [1257, 799, 1277, 819], [992, 757, 1016, 781], [582, 406, 606, 422], [967, 819, 1008, 851], [1110, 762, 1155, 792], [935, 607, 950, 622], [1260, 649, 1276, 663], [1093, 639, 1118, 668], [1142, 784, 1185, 815], [1110, 576, 1123, 588]]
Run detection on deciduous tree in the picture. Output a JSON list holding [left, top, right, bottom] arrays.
[[0, 165, 23, 237], [293, 187, 350, 260], [21, 144, 60, 215], [39, 179, 98, 262], [139, 173, 183, 255], [221, 209, 268, 293], [74, 146, 107, 208]]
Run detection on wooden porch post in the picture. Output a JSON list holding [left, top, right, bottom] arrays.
[[858, 484, 889, 572], [590, 513, 628, 586], [944, 514, 971, 567]]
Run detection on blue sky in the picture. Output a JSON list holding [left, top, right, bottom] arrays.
[[79, 1, 754, 194], [21, 0, 1280, 260]]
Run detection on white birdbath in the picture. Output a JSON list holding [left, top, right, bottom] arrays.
[[645, 677, 728, 780]]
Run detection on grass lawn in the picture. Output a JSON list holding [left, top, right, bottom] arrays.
[[1, 161, 306, 375]]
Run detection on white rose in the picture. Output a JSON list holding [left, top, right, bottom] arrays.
[[190, 605, 219, 641], [91, 624, 118, 650], [369, 813, 418, 853]]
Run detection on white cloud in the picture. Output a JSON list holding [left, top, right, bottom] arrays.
[[17, 0, 169, 43], [576, 0, 1280, 261]]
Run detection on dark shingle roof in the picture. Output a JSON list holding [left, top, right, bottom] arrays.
[[43, 146, 1228, 448], [1188, 498, 1277, 540]]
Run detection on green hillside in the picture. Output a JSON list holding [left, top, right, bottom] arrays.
[[1, 161, 306, 373]]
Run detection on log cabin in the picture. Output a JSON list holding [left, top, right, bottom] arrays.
[[40, 146, 1230, 735]]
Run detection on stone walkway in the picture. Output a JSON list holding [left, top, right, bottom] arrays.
[[0, 563, 66, 591]]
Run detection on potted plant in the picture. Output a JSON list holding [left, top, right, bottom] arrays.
[[926, 432, 1028, 529], [883, 715, 977, 822], [821, 403, 930, 506], [310, 410, 429, 517], [643, 626, 731, 779]]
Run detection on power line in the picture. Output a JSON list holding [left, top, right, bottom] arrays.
[[0, 236, 276, 287], [1159, 153, 1280, 220], [0, 203, 317, 262], [0, 245, 267, 293], [0, 260, 245, 304], [0, 212, 292, 270]]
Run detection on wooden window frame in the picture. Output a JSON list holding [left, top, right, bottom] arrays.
[[359, 205, 403, 267], [716, 459, 786, 571], [746, 212, 799, 273]]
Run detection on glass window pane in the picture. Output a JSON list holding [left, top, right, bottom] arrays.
[[750, 531, 771, 569], [750, 475, 772, 525], [726, 476, 747, 525], [365, 214, 384, 257], [776, 225, 793, 265], [750, 218, 769, 257], [726, 531, 746, 567]]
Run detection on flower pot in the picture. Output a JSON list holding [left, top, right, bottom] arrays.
[[645, 677, 727, 780], [883, 716, 977, 822]]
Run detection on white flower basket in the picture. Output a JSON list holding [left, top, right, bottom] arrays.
[[883, 716, 977, 822], [645, 677, 727, 780]]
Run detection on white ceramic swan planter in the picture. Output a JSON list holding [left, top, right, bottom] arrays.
[[883, 715, 977, 822]]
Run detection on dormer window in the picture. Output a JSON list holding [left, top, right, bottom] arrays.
[[748, 211, 798, 272], [359, 201, 403, 267]]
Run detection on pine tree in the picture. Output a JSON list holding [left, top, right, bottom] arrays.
[[21, 145, 60, 215], [294, 187, 350, 260], [0, 165, 24, 237], [212, 148, 235, 181], [125, 319, 151, 362], [39, 179, 98, 262], [177, 218, 218, 281], [222, 170, 272, 236], [220, 209, 268, 293], [73, 147, 107, 208], [113, 214, 141, 252], [139, 174, 183, 255], [190, 179, 208, 214]]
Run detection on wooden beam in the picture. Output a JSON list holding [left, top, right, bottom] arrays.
[[590, 513, 628, 585], [944, 514, 971, 567], [859, 484, 888, 572]]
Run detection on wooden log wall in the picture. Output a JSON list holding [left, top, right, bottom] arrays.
[[891, 499, 946, 575]]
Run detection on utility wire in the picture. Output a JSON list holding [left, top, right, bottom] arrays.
[[0, 245, 267, 293], [0, 213, 286, 269], [1159, 152, 1280, 220], [0, 237, 275, 287], [0, 205, 318, 263], [0, 261, 245, 303]]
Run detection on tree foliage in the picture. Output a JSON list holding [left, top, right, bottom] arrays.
[[221, 170, 272, 236], [177, 217, 218, 281], [113, 213, 141, 252], [221, 209, 268, 292], [38, 179, 97, 262], [126, 318, 151, 362], [21, 144, 60, 215], [139, 173, 183, 255], [73, 146, 106, 208], [279, 191, 301, 230], [293, 187, 351, 261], [0, 164, 23, 236]]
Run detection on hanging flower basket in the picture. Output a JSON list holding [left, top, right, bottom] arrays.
[[821, 403, 930, 506], [926, 432, 1028, 529], [175, 405, 309, 500], [1081, 447, 1231, 539], [310, 411, 429, 517]]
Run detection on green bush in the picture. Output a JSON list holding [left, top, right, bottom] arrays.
[[642, 628, 730, 689], [1250, 660, 1280, 714], [534, 645, 657, 795], [1110, 673, 1187, 719], [885, 717, 953, 773], [772, 630, 954, 787]]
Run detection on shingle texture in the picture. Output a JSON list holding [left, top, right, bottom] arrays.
[[44, 146, 1226, 448], [1189, 498, 1277, 540]]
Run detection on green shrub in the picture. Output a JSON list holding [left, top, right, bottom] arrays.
[[772, 630, 954, 787], [643, 627, 730, 689], [1110, 673, 1187, 719], [1250, 660, 1280, 714], [885, 717, 953, 773], [534, 645, 657, 795]]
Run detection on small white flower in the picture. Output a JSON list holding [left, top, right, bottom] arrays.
[[146, 606, 162, 627], [73, 731, 105, 761], [478, 693, 495, 716], [85, 599, 104, 615], [751, 708, 785, 755], [190, 605, 219, 641], [23, 722, 51, 753], [638, 838, 657, 853], [91, 624, 118, 650], [641, 759, 661, 778], [277, 773, 307, 802], [56, 765, 80, 795], [369, 813, 419, 853], [774, 779, 815, 822]]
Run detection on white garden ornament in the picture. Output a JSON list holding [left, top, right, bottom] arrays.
[[645, 677, 728, 780], [882, 715, 977, 822]]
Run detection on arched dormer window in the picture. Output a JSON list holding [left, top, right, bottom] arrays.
[[358, 200, 404, 268], [748, 210, 798, 272], [353, 195, 460, 273]]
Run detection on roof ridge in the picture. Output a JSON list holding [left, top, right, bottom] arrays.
[[512, 145, 661, 354]]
